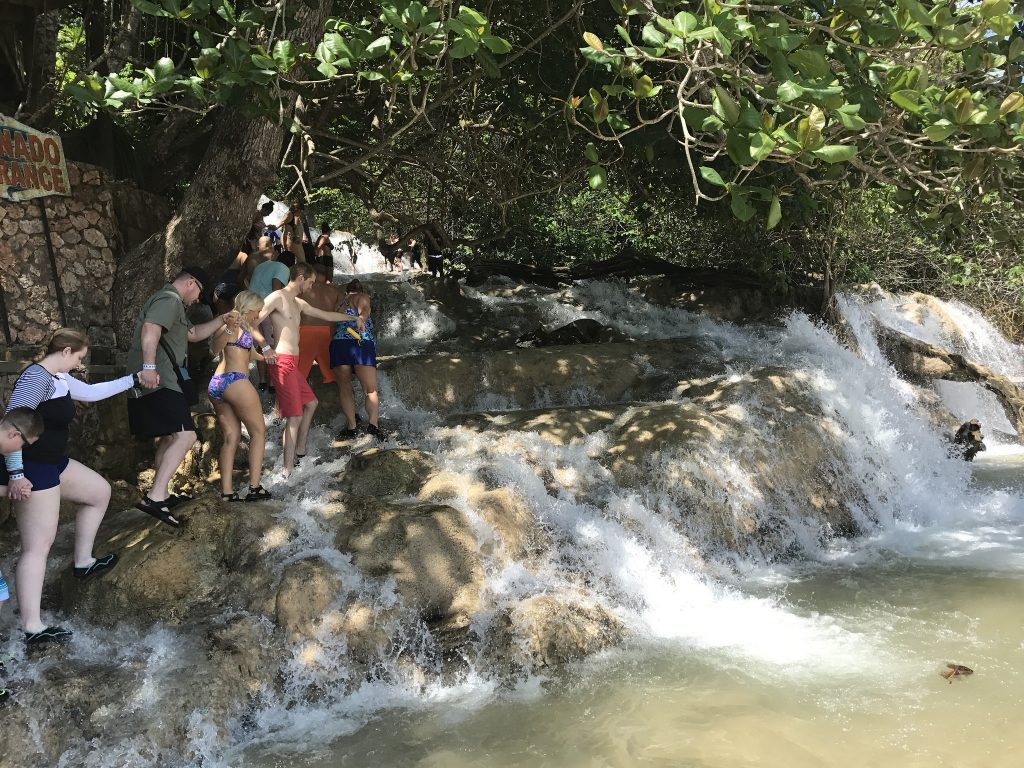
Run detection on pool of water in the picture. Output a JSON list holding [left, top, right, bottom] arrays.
[[245, 454, 1024, 768]]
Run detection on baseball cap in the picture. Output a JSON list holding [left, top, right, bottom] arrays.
[[181, 265, 213, 302]]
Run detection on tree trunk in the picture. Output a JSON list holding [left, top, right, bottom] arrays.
[[111, 2, 332, 348]]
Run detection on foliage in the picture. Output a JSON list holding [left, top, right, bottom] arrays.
[[575, 0, 1024, 227]]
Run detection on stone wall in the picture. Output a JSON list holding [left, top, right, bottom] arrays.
[[0, 161, 170, 349]]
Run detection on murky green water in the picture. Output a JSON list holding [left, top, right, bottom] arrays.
[[249, 458, 1024, 768]]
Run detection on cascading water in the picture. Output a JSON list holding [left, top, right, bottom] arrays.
[[4, 278, 1023, 767]]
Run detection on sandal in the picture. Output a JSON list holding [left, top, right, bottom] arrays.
[[25, 626, 72, 646], [221, 492, 240, 502], [73, 553, 119, 581], [165, 494, 193, 508], [134, 496, 182, 528], [244, 485, 272, 502]]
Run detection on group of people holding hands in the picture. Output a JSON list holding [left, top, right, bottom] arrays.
[[0, 254, 383, 655]]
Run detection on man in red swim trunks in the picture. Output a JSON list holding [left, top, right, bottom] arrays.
[[256, 262, 352, 475]]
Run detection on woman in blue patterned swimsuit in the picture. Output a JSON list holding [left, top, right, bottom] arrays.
[[329, 279, 386, 441], [209, 290, 271, 501]]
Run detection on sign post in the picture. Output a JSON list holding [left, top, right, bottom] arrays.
[[1, 115, 73, 333], [0, 114, 71, 201]]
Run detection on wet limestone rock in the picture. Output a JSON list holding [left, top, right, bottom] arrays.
[[276, 557, 344, 642], [489, 593, 625, 673], [418, 472, 549, 561], [875, 324, 1024, 436], [61, 496, 287, 626], [339, 447, 439, 498], [381, 339, 717, 415], [334, 499, 483, 628]]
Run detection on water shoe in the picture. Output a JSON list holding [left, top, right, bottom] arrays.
[[73, 553, 118, 580]]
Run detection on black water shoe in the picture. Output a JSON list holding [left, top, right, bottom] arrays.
[[365, 423, 387, 442], [244, 485, 271, 502], [337, 427, 359, 440], [135, 497, 182, 528], [25, 626, 72, 646], [73, 553, 119, 580], [0, 688, 10, 706]]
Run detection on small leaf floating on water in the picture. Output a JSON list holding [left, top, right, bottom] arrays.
[[940, 663, 974, 683]]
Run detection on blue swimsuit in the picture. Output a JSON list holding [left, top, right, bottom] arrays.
[[329, 305, 377, 368], [209, 328, 254, 401]]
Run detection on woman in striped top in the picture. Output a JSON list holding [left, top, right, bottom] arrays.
[[3, 328, 146, 645]]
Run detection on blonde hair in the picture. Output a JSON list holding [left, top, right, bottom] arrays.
[[233, 290, 264, 317], [45, 327, 89, 357]]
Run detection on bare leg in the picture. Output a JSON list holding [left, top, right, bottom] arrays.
[[333, 365, 357, 429], [282, 416, 300, 476], [223, 379, 265, 488], [354, 365, 380, 426], [60, 460, 113, 567], [15, 486, 60, 633], [213, 399, 241, 494], [150, 430, 197, 501], [296, 398, 318, 455]]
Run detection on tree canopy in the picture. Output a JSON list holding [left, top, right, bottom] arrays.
[[6, 1, 1024, 253]]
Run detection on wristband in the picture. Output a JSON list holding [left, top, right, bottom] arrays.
[[262, 345, 272, 353], [9, 471, 25, 481], [143, 363, 157, 370], [132, 372, 141, 387], [223, 326, 234, 336]]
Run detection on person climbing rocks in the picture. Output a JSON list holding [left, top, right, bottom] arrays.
[[255, 262, 353, 475], [315, 222, 335, 280], [0, 407, 42, 702], [128, 267, 243, 527], [5, 329, 146, 645], [330, 279, 387, 442], [208, 291, 273, 502], [298, 263, 341, 388]]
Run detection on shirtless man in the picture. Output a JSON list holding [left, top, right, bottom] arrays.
[[298, 263, 341, 387], [256, 262, 352, 474]]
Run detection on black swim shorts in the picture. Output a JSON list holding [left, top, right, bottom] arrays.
[[127, 387, 196, 438]]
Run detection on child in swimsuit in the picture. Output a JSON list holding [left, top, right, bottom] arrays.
[[209, 290, 272, 502]]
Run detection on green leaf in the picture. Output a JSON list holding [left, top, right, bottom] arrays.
[[890, 90, 921, 113], [606, 112, 630, 132], [593, 95, 609, 124], [457, 6, 488, 27], [585, 142, 599, 162], [477, 49, 500, 79], [588, 164, 607, 189], [583, 31, 604, 51], [482, 35, 511, 54], [924, 119, 955, 141], [999, 92, 1024, 116], [730, 189, 755, 221], [788, 48, 830, 79], [272, 40, 296, 69], [641, 24, 666, 46], [777, 81, 803, 102], [811, 144, 857, 163], [364, 36, 391, 59], [836, 108, 866, 131], [766, 195, 782, 230], [673, 11, 699, 34], [713, 86, 740, 125], [895, 0, 933, 27], [980, 0, 1010, 18], [699, 166, 727, 187], [634, 74, 655, 98], [449, 36, 479, 58], [749, 131, 775, 162]]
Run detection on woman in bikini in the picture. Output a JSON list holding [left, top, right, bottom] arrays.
[[330, 279, 386, 441], [209, 290, 272, 501]]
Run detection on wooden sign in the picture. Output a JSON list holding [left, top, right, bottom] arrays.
[[0, 114, 71, 201]]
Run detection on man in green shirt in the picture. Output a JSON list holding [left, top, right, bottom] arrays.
[[127, 266, 244, 526]]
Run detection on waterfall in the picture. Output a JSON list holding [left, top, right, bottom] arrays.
[[6, 279, 1024, 766]]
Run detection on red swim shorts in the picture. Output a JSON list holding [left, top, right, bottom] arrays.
[[298, 325, 336, 384], [272, 353, 317, 418]]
